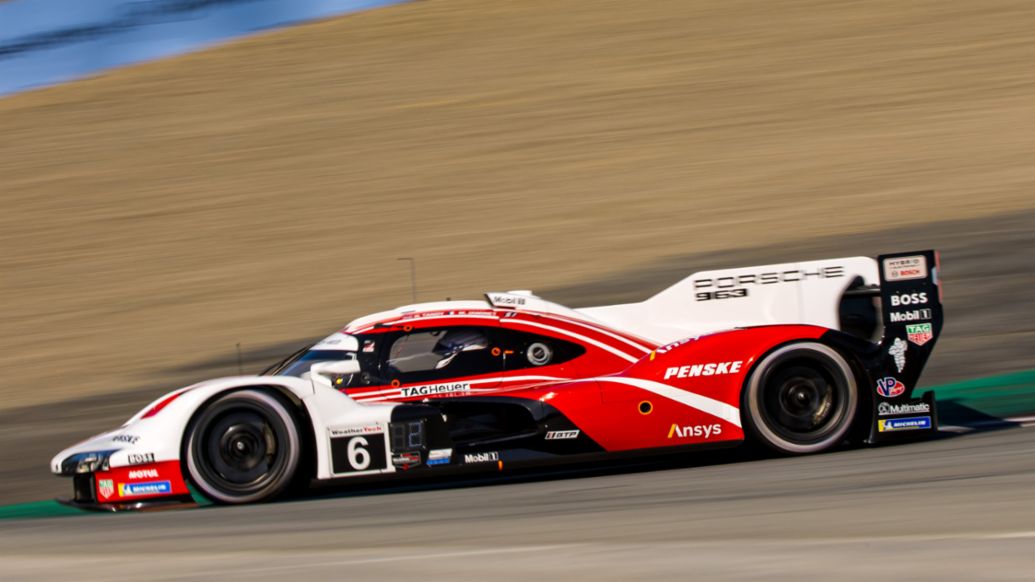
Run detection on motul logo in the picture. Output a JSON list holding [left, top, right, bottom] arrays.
[[128, 469, 159, 479], [663, 361, 743, 380], [668, 423, 722, 439]]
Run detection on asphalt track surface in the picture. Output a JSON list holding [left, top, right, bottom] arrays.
[[3, 426, 1035, 580], [1, 211, 1034, 579]]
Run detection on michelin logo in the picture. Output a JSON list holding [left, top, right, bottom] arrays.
[[877, 416, 932, 432]]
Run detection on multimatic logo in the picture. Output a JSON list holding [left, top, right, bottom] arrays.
[[878, 401, 931, 416], [400, 382, 471, 398], [889, 308, 932, 323], [693, 266, 845, 301]]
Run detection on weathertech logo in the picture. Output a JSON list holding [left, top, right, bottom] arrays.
[[664, 361, 743, 380], [668, 424, 722, 439]]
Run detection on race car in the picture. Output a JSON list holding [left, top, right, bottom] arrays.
[[53, 250, 943, 509]]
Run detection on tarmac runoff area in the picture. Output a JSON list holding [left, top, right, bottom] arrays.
[[0, 212, 1033, 579], [1, 425, 1034, 580]]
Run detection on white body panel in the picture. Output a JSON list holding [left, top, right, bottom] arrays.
[[578, 256, 879, 344], [51, 375, 399, 481]]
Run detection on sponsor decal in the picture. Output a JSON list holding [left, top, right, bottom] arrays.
[[98, 479, 114, 500], [545, 430, 580, 440], [906, 323, 934, 346], [888, 338, 908, 373], [463, 451, 500, 464], [119, 481, 172, 497], [329, 425, 382, 437], [126, 453, 156, 465], [667, 423, 722, 439], [664, 361, 743, 380], [400, 382, 471, 398], [696, 288, 748, 301], [392, 451, 422, 469], [693, 266, 845, 301], [883, 256, 928, 282], [889, 292, 928, 307], [488, 294, 527, 306], [111, 434, 140, 444], [654, 337, 695, 356], [889, 308, 933, 323], [362, 340, 376, 353], [878, 416, 932, 432], [127, 468, 159, 480], [428, 448, 452, 466], [875, 377, 906, 398], [878, 401, 931, 416]]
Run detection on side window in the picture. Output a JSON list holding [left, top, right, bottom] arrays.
[[385, 327, 501, 383], [497, 329, 585, 371]]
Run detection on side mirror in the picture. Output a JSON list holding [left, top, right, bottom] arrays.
[[310, 359, 361, 382]]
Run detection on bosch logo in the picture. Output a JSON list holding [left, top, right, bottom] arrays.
[[890, 292, 928, 307]]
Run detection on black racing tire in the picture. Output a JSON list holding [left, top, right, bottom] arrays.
[[742, 342, 858, 455], [185, 389, 301, 504]]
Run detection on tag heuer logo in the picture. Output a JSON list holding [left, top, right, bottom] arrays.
[[98, 479, 114, 499], [906, 323, 934, 346]]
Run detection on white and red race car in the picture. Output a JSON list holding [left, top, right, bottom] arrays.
[[53, 251, 943, 509]]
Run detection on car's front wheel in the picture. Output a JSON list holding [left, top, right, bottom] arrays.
[[742, 342, 858, 454], [185, 389, 301, 504]]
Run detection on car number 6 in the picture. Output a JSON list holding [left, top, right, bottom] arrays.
[[348, 436, 371, 470]]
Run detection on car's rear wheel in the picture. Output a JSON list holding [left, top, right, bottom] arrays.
[[185, 390, 300, 504], [742, 342, 858, 454]]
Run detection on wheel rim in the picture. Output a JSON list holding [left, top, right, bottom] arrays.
[[746, 343, 858, 454], [761, 364, 841, 440], [191, 398, 292, 498]]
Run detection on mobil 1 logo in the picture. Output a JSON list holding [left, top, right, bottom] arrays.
[[330, 432, 388, 474]]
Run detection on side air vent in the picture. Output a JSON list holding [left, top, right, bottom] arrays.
[[838, 276, 881, 342]]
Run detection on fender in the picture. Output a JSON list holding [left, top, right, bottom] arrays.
[[51, 375, 398, 483]]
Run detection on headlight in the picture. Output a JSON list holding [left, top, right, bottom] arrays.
[[60, 450, 119, 475]]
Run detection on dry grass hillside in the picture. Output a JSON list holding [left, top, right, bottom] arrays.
[[2, 0, 1034, 409]]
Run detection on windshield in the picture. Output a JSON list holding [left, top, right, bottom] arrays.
[[266, 349, 358, 378]]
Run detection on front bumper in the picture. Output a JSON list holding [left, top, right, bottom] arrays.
[[55, 459, 194, 511]]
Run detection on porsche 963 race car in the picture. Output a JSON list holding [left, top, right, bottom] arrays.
[[53, 251, 943, 509]]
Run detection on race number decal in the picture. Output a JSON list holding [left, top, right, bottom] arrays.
[[330, 433, 388, 474]]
